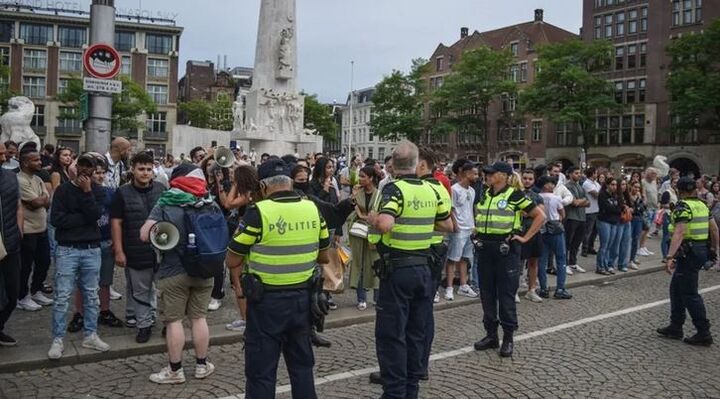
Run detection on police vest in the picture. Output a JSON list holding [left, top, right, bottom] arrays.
[[248, 199, 322, 286], [425, 178, 451, 245], [475, 186, 522, 235], [369, 179, 438, 251], [669, 198, 710, 241]]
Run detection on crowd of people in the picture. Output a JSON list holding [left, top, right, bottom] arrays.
[[0, 136, 718, 391]]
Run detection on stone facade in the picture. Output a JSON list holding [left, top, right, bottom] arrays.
[[341, 87, 397, 162]]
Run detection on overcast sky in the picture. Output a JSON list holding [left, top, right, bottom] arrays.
[[122, 0, 582, 103]]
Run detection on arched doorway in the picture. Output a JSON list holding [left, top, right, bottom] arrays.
[[670, 157, 700, 178]]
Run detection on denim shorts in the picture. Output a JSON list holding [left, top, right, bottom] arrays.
[[447, 229, 474, 262]]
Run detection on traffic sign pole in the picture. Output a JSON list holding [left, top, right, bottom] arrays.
[[85, 0, 116, 154]]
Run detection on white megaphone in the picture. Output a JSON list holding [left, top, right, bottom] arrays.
[[150, 221, 180, 252], [215, 146, 235, 169]]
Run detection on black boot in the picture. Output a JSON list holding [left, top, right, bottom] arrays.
[[656, 325, 683, 340], [473, 334, 499, 351], [683, 331, 713, 346], [369, 371, 384, 385], [311, 330, 332, 348], [500, 333, 514, 357], [136, 327, 152, 344]]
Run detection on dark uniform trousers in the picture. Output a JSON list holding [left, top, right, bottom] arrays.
[[670, 243, 710, 332], [376, 264, 433, 399], [423, 244, 446, 375], [478, 241, 521, 334], [244, 289, 316, 399], [0, 252, 21, 332]]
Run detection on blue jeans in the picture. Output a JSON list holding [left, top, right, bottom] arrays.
[[52, 245, 101, 339], [630, 218, 644, 262], [597, 221, 620, 271], [614, 222, 632, 268], [539, 232, 567, 291]]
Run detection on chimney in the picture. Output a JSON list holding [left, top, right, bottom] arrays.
[[534, 9, 544, 22], [216, 55, 221, 72], [460, 27, 469, 39], [224, 55, 228, 71]]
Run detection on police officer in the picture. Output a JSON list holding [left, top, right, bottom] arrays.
[[367, 141, 453, 399], [473, 161, 545, 357], [225, 159, 331, 398], [657, 176, 718, 346]]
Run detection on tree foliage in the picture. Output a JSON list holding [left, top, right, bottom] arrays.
[[369, 58, 428, 142], [431, 47, 516, 144], [667, 19, 720, 133], [303, 92, 337, 142], [56, 76, 156, 132], [0, 64, 17, 111], [179, 93, 234, 131], [178, 99, 212, 128], [519, 39, 618, 152]]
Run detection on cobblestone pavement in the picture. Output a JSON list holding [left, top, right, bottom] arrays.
[[1, 265, 719, 399]]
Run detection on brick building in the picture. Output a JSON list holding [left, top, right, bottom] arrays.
[[0, 3, 182, 156], [547, 0, 720, 176], [422, 9, 577, 168]]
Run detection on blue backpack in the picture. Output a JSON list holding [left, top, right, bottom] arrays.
[[182, 204, 229, 278]]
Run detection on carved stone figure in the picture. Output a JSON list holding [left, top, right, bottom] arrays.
[[232, 96, 245, 131], [278, 28, 294, 79], [0, 96, 40, 148]]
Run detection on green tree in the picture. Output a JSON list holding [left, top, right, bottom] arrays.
[[667, 19, 720, 135], [0, 64, 17, 111], [303, 92, 337, 141], [56, 76, 156, 131], [430, 47, 516, 149], [369, 58, 428, 142], [178, 99, 212, 128], [519, 39, 617, 153], [208, 93, 233, 131]]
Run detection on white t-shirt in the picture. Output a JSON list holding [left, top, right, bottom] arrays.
[[582, 179, 601, 214], [539, 192, 564, 221], [642, 179, 658, 209], [451, 183, 476, 231]]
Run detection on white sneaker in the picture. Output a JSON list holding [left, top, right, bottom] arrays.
[[225, 319, 246, 332], [31, 292, 53, 306], [149, 366, 186, 384], [570, 264, 587, 273], [17, 295, 42, 311], [47, 338, 64, 359], [357, 301, 367, 311], [524, 290, 543, 303], [642, 247, 654, 255], [457, 284, 478, 298], [565, 265, 574, 276], [208, 298, 222, 311], [515, 293, 521, 303], [195, 361, 215, 379], [81, 333, 110, 352], [629, 261, 640, 270], [444, 287, 454, 301], [109, 286, 123, 300], [433, 292, 440, 303]]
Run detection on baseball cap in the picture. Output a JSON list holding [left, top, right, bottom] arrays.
[[258, 158, 290, 180], [482, 161, 513, 175], [677, 176, 696, 192]]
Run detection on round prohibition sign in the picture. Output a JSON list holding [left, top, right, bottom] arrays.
[[84, 43, 121, 79]]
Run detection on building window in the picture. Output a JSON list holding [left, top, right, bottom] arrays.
[[615, 46, 624, 70], [520, 62, 528, 82], [532, 121, 542, 142], [147, 84, 168, 104], [368, 148, 374, 161], [639, 78, 646, 102], [615, 81, 624, 103], [621, 115, 632, 144], [58, 26, 86, 48], [596, 116, 607, 145], [115, 31, 135, 52], [146, 112, 167, 133], [0, 21, 12, 42], [510, 64, 520, 82], [23, 49, 47, 70], [634, 114, 645, 143], [0, 47, 9, 66], [121, 56, 132, 76], [436, 57, 444, 72], [640, 7, 648, 31], [628, 9, 638, 33], [147, 58, 169, 78], [604, 14, 613, 37], [31, 105, 45, 129], [146, 34, 172, 54], [594, 16, 602, 39], [627, 44, 637, 69], [615, 12, 625, 36], [555, 123, 575, 146], [609, 116, 620, 145], [640, 43, 647, 67], [19, 23, 53, 45], [510, 42, 518, 57], [59, 51, 82, 73], [58, 107, 82, 130], [626, 80, 636, 103], [674, 0, 702, 25], [23, 76, 45, 98], [511, 124, 526, 142], [378, 147, 385, 161], [58, 78, 69, 94]]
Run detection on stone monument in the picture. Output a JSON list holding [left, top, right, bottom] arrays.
[[0, 96, 41, 149], [233, 0, 322, 156]]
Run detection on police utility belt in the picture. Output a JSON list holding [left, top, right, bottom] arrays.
[[474, 233, 517, 256], [373, 252, 430, 280]]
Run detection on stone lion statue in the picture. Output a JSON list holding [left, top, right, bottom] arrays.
[[0, 96, 41, 148]]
